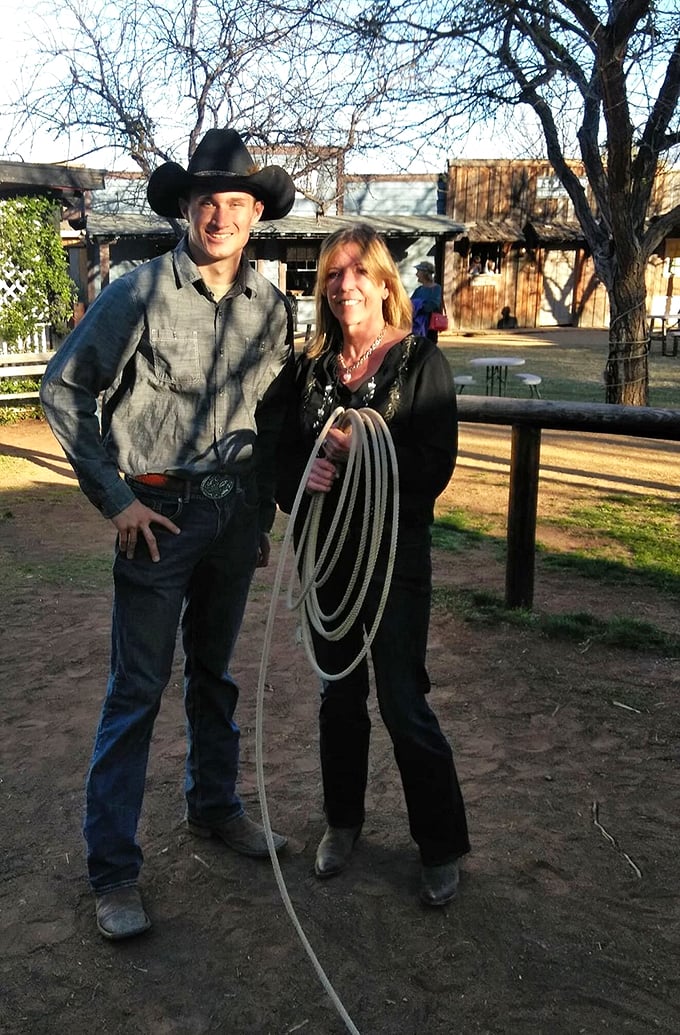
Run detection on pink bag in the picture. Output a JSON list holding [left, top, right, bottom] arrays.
[[428, 312, 449, 332]]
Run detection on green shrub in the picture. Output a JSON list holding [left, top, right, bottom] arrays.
[[0, 196, 75, 346]]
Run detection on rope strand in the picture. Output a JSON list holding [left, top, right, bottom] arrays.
[[255, 406, 399, 1035]]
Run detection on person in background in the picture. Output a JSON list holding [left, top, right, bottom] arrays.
[[497, 305, 518, 329], [410, 260, 444, 342], [40, 128, 296, 941], [468, 255, 483, 276], [276, 224, 470, 908]]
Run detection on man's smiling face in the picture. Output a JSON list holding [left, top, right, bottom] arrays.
[[181, 189, 263, 269]]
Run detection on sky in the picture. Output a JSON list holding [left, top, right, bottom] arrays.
[[3, 0, 677, 179], [0, 1, 80, 165], [0, 0, 519, 175]]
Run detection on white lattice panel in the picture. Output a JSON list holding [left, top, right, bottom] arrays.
[[0, 323, 49, 355]]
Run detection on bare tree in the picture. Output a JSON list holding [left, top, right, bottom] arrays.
[[296, 0, 680, 404], [3, 0, 378, 211], [7, 0, 679, 402]]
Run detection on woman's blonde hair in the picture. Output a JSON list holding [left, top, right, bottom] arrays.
[[307, 223, 413, 358]]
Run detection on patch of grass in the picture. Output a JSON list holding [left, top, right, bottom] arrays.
[[538, 550, 680, 596], [433, 587, 533, 627], [435, 492, 680, 597], [432, 587, 680, 657], [0, 402, 43, 425], [0, 379, 43, 424], [431, 508, 498, 553], [441, 333, 680, 407], [540, 493, 680, 596], [1, 552, 111, 592], [0, 484, 81, 506]]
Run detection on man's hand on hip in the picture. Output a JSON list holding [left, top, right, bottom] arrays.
[[111, 499, 181, 562]]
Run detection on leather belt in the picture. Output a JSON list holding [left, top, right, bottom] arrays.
[[131, 472, 236, 499]]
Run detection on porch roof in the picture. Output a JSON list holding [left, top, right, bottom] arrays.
[[0, 161, 106, 197], [461, 219, 525, 243], [82, 211, 465, 241], [524, 219, 583, 243], [83, 213, 174, 238], [254, 212, 465, 238]]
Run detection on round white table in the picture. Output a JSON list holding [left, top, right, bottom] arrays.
[[469, 356, 526, 396]]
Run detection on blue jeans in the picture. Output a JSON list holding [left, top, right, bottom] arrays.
[[84, 476, 260, 893], [310, 524, 470, 867]]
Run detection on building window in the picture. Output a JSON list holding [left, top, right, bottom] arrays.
[[286, 246, 317, 295], [468, 249, 501, 276]]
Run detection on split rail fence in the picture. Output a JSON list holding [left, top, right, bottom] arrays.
[[456, 396, 680, 609]]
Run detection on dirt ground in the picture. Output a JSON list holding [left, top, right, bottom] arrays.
[[1, 418, 679, 1035]]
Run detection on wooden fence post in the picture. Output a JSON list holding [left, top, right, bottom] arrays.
[[455, 396, 680, 611], [506, 424, 541, 609]]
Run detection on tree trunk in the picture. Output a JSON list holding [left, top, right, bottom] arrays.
[[603, 264, 649, 406]]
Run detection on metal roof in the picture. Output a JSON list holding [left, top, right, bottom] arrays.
[[0, 160, 106, 194], [84, 210, 465, 240], [85, 212, 176, 238], [255, 212, 464, 238]]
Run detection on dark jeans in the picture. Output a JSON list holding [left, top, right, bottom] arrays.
[[310, 524, 470, 867], [84, 477, 260, 893]]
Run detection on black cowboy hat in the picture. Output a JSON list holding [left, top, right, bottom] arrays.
[[147, 128, 296, 221]]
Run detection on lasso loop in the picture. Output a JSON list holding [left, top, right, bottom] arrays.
[[290, 407, 399, 680]]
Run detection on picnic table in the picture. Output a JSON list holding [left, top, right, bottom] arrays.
[[469, 356, 526, 396]]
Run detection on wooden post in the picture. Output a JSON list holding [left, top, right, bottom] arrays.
[[100, 241, 111, 289], [455, 396, 680, 610], [506, 424, 542, 609]]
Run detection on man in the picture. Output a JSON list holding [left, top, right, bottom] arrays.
[[41, 128, 296, 941], [497, 306, 518, 329]]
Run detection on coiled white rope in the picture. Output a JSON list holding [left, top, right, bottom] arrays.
[[288, 406, 399, 680], [255, 406, 399, 1035]]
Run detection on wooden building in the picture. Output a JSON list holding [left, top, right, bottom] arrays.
[[75, 209, 463, 332], [444, 159, 680, 332], [0, 159, 105, 225], [445, 159, 607, 331]]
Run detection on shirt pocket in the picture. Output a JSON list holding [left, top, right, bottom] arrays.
[[233, 335, 269, 368], [149, 328, 201, 387]]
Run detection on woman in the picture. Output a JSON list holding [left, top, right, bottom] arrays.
[[276, 224, 470, 907], [410, 260, 443, 342]]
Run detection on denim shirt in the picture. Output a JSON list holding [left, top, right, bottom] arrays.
[[40, 237, 294, 527]]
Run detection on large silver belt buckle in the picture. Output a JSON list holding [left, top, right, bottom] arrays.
[[200, 474, 235, 499]]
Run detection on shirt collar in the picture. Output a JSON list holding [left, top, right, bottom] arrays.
[[173, 235, 257, 298]]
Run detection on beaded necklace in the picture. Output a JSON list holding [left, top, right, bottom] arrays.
[[337, 324, 386, 384]]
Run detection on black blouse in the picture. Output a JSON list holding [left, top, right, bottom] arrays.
[[275, 333, 458, 528]]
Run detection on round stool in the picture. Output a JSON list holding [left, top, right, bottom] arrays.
[[515, 373, 542, 398], [453, 375, 475, 394]]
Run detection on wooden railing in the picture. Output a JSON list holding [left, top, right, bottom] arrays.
[[456, 396, 680, 609], [0, 351, 56, 405], [0, 323, 51, 355]]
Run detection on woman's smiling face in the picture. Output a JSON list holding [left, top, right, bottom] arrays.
[[325, 241, 388, 331]]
